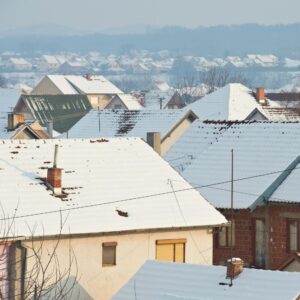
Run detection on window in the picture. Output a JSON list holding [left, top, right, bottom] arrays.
[[102, 242, 117, 266], [156, 239, 186, 263], [218, 220, 235, 248], [255, 219, 266, 267], [289, 220, 300, 252], [114, 104, 122, 109]]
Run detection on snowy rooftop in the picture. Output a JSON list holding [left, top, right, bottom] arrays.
[[62, 109, 192, 140], [113, 260, 300, 300], [185, 83, 300, 121], [0, 138, 226, 237], [165, 120, 300, 209], [185, 84, 261, 121], [42, 75, 123, 95], [113, 94, 143, 110]]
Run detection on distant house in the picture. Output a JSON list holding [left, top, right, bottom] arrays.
[[165, 120, 300, 270], [7, 57, 32, 71], [113, 259, 300, 300], [31, 75, 123, 109], [185, 83, 300, 121], [164, 91, 186, 109], [39, 55, 61, 70], [14, 94, 92, 133], [61, 109, 198, 155], [105, 94, 143, 110], [0, 138, 226, 299], [0, 88, 49, 139]]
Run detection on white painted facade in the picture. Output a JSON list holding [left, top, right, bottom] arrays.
[[25, 228, 213, 300]]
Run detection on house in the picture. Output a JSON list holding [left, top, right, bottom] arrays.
[[185, 83, 300, 121], [0, 88, 49, 139], [165, 120, 300, 270], [39, 55, 61, 70], [105, 94, 143, 110], [61, 109, 198, 155], [14, 94, 92, 133], [0, 138, 226, 299], [113, 259, 300, 300], [6, 57, 32, 71], [164, 91, 186, 109], [31, 75, 123, 109]]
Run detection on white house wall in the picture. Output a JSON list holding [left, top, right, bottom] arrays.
[[24, 228, 213, 300]]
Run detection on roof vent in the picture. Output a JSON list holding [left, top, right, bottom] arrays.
[[47, 144, 62, 195]]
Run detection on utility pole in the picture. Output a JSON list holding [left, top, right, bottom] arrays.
[[230, 149, 234, 287]]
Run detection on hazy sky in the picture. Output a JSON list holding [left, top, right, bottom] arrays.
[[1, 0, 300, 33]]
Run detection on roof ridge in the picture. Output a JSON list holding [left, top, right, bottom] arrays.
[[250, 155, 300, 210]]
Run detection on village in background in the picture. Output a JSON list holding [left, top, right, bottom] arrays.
[[1, 9, 300, 300]]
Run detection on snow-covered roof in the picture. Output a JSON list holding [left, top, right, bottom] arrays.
[[185, 83, 300, 121], [9, 57, 32, 66], [113, 260, 300, 300], [185, 83, 261, 121], [166, 120, 300, 209], [0, 138, 226, 237], [42, 55, 60, 65], [47, 75, 79, 94], [62, 109, 193, 140], [42, 75, 123, 95], [113, 94, 143, 110]]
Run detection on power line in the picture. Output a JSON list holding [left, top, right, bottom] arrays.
[[1, 164, 300, 221]]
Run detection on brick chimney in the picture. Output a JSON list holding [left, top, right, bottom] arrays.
[[47, 144, 62, 195], [226, 258, 244, 279], [256, 87, 265, 104], [7, 113, 24, 131], [85, 73, 92, 81], [147, 132, 161, 155]]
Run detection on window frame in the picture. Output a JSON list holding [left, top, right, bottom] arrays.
[[155, 239, 186, 263], [217, 220, 235, 248], [287, 219, 300, 253], [102, 242, 117, 267]]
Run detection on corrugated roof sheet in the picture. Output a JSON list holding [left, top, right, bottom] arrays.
[[0, 138, 226, 237], [113, 260, 300, 300], [165, 120, 300, 208], [20, 94, 92, 133]]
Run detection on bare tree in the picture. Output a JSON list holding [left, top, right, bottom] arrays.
[[200, 67, 248, 93], [0, 210, 79, 300]]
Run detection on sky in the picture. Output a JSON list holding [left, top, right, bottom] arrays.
[[0, 0, 300, 34]]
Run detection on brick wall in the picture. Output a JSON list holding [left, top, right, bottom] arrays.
[[268, 204, 300, 269], [213, 209, 254, 267], [213, 204, 300, 270]]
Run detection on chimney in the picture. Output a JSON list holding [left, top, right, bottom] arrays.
[[226, 258, 244, 279], [46, 121, 53, 138], [85, 73, 92, 81], [256, 87, 265, 104], [47, 145, 62, 195], [147, 132, 161, 155], [7, 113, 24, 131]]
